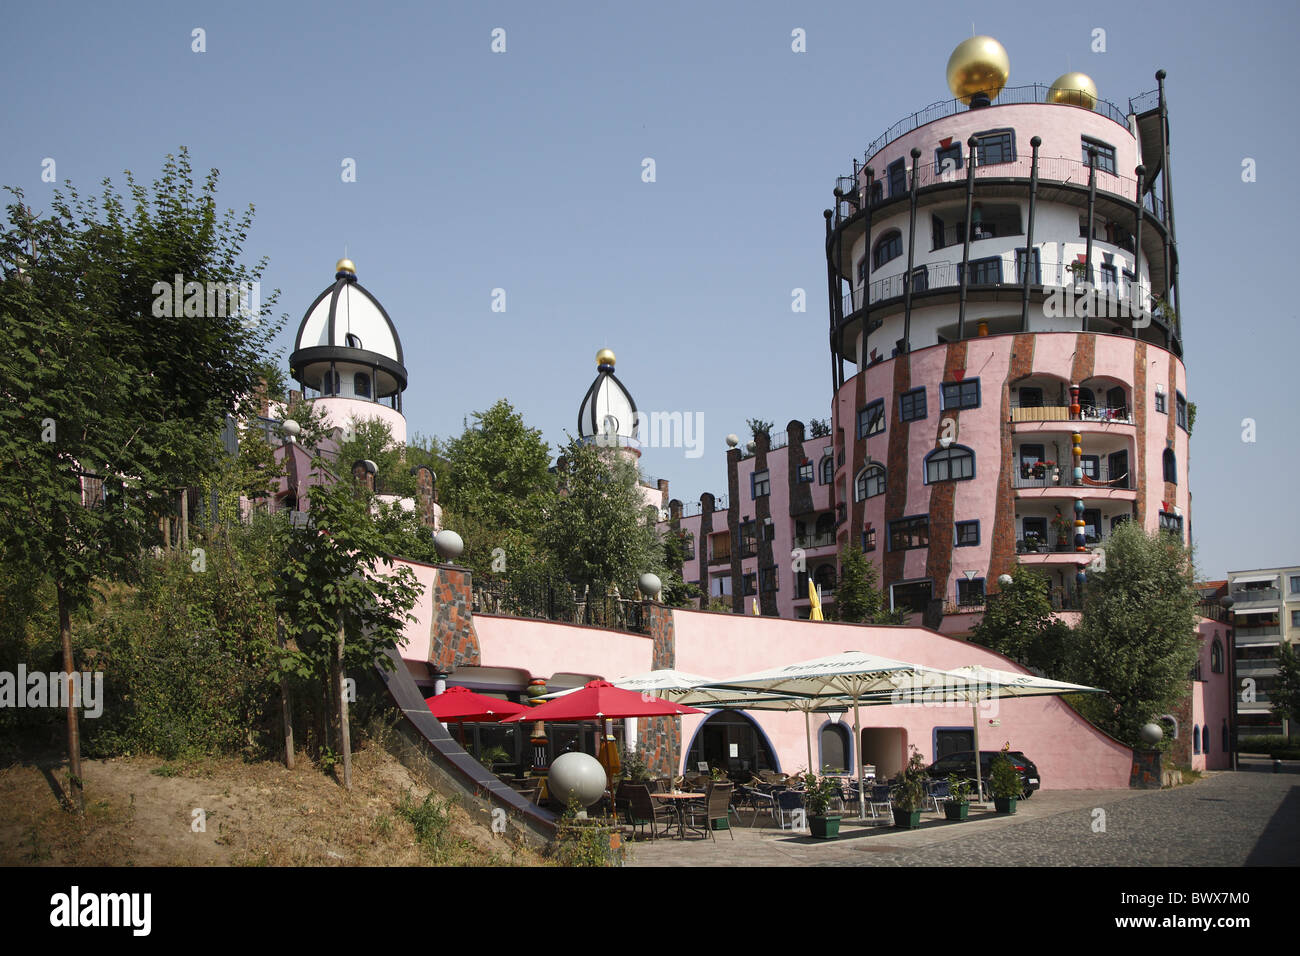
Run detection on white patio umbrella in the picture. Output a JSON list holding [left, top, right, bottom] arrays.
[[872, 664, 1105, 803], [697, 651, 970, 820]]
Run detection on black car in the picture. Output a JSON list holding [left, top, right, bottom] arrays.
[[925, 750, 1041, 798]]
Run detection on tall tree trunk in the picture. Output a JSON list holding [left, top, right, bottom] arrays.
[[337, 616, 352, 791], [55, 580, 84, 813]]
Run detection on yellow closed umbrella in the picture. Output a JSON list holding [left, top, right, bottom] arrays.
[[808, 579, 825, 621], [752, 597, 760, 616]]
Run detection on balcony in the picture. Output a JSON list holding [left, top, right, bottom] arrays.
[[1235, 625, 1281, 641], [1012, 461, 1131, 490], [793, 531, 837, 550], [1236, 659, 1279, 675], [1231, 587, 1281, 605], [1010, 404, 1134, 426], [1017, 537, 1102, 555]]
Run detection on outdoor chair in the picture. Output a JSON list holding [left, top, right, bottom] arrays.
[[739, 784, 776, 827], [774, 789, 806, 831], [686, 781, 736, 842], [926, 779, 951, 813], [868, 784, 893, 821], [624, 784, 674, 842]]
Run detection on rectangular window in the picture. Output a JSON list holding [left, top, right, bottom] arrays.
[[1158, 511, 1184, 538], [751, 470, 770, 498], [1017, 387, 1043, 408], [973, 130, 1015, 166], [1176, 392, 1188, 431], [935, 143, 963, 176], [740, 521, 757, 556], [1080, 455, 1100, 479], [908, 266, 929, 293], [1291, 575, 1300, 594], [1154, 391, 1167, 414], [1082, 137, 1117, 175], [957, 578, 986, 606], [899, 387, 927, 422], [742, 573, 757, 596], [1014, 247, 1042, 285], [711, 575, 732, 597], [857, 399, 886, 438], [960, 256, 1002, 285], [955, 520, 979, 547], [1100, 263, 1118, 294], [681, 533, 695, 560], [857, 257, 868, 285], [870, 180, 883, 205], [1291, 610, 1300, 627], [760, 566, 778, 593], [941, 379, 981, 410], [862, 528, 876, 552], [887, 158, 907, 197], [797, 460, 814, 483], [888, 515, 930, 552]]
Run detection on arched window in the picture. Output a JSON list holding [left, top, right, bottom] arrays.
[[1077, 387, 1096, 408], [925, 445, 975, 483], [345, 333, 363, 349], [1193, 725, 1201, 755], [1211, 638, 1224, 674], [1159, 714, 1179, 739], [819, 722, 852, 773], [1202, 725, 1210, 755], [820, 457, 834, 484], [1163, 448, 1177, 484], [322, 369, 340, 395], [354, 372, 371, 399], [873, 231, 903, 271], [855, 464, 886, 500]]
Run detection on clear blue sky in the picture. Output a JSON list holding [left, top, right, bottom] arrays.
[[5, 0, 1297, 579]]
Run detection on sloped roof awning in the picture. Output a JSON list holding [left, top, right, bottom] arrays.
[[1232, 574, 1280, 584]]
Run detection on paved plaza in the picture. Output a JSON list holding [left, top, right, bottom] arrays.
[[626, 760, 1300, 867]]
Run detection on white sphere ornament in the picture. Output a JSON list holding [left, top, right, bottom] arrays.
[[998, 574, 1013, 586], [281, 418, 301, 438], [725, 434, 739, 448], [639, 572, 662, 598], [548, 751, 607, 809], [433, 529, 464, 560], [1139, 722, 1163, 746]]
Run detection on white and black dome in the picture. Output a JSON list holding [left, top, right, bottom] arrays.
[[578, 348, 638, 442], [289, 260, 407, 404]]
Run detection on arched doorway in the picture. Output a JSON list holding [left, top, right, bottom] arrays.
[[684, 711, 779, 776]]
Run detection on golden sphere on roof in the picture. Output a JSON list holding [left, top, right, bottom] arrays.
[[1047, 72, 1098, 109], [946, 36, 1010, 104], [596, 348, 616, 367], [335, 258, 356, 275]]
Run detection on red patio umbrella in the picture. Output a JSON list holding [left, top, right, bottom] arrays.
[[424, 686, 529, 746], [500, 680, 705, 722]]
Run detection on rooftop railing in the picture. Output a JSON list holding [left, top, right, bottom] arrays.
[[1010, 404, 1134, 426], [472, 578, 649, 634]]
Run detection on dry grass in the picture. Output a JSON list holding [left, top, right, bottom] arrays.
[[0, 742, 548, 867]]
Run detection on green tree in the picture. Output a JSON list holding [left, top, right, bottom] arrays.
[[0, 149, 282, 809], [1271, 643, 1300, 742], [832, 543, 884, 623], [540, 438, 663, 597], [970, 566, 1072, 675], [336, 416, 413, 497], [1066, 521, 1200, 746]]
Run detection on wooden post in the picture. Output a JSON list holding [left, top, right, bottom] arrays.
[[337, 615, 353, 791], [277, 620, 293, 769]]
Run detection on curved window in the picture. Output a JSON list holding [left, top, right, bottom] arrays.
[[819, 722, 852, 774], [855, 465, 886, 500], [345, 333, 363, 349], [1193, 725, 1201, 755], [1211, 639, 1224, 674], [820, 457, 834, 485], [925, 445, 975, 483], [1077, 387, 1096, 408], [1202, 725, 1210, 755], [873, 231, 903, 271], [1163, 448, 1177, 484], [685, 710, 779, 775], [354, 372, 371, 399]]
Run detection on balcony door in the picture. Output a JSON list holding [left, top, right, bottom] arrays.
[[1108, 450, 1129, 489]]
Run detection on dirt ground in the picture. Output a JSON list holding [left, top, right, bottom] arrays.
[[0, 743, 548, 867]]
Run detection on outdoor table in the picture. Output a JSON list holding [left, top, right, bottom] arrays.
[[651, 791, 707, 840]]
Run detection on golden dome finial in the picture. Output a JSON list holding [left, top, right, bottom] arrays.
[[946, 36, 1010, 105], [335, 257, 356, 276], [1047, 72, 1098, 109], [596, 348, 616, 367]]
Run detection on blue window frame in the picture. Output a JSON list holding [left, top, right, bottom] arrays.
[[899, 387, 927, 422], [820, 457, 834, 484], [751, 470, 770, 499], [1163, 449, 1177, 484], [935, 143, 963, 176], [1176, 391, 1188, 431], [925, 445, 975, 483], [972, 129, 1015, 166], [887, 158, 907, 197], [855, 465, 886, 501], [861, 528, 876, 552], [888, 515, 929, 552], [797, 460, 814, 483], [1082, 136, 1117, 175], [1014, 247, 1042, 285], [955, 520, 979, 546], [873, 231, 903, 271], [956, 577, 985, 607], [1154, 390, 1167, 414], [941, 379, 981, 410], [857, 399, 885, 439], [959, 256, 1002, 285]]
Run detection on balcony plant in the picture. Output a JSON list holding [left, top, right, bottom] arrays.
[[943, 774, 971, 822], [1051, 509, 1072, 548], [803, 771, 843, 839], [990, 750, 1022, 814], [891, 746, 930, 829], [1022, 533, 1043, 553]]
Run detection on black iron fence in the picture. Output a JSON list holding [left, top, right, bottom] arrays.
[[472, 578, 649, 633]]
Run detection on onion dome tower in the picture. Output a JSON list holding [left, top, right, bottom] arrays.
[[577, 348, 639, 451], [289, 259, 408, 443]]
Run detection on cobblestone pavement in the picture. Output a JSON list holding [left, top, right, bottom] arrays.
[[626, 762, 1299, 867]]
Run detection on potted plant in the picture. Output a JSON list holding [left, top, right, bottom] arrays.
[[943, 774, 971, 822], [803, 771, 842, 839], [891, 747, 929, 829], [1022, 532, 1040, 553], [1051, 508, 1072, 549], [990, 750, 1022, 814]]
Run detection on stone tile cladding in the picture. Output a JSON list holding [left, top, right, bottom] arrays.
[[637, 603, 680, 777], [428, 565, 482, 670]]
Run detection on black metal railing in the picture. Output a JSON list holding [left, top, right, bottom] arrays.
[[1017, 536, 1103, 554], [472, 579, 648, 633], [1128, 88, 1160, 116], [1009, 404, 1135, 425], [1196, 601, 1230, 622], [1012, 460, 1130, 490], [837, 149, 1166, 223], [793, 531, 837, 549]]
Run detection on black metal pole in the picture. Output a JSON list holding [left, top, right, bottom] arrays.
[[1019, 136, 1041, 333], [825, 209, 839, 392], [1156, 70, 1174, 333], [957, 136, 978, 340], [1131, 164, 1145, 337], [860, 167, 874, 365], [1083, 149, 1097, 333], [901, 148, 922, 355]]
